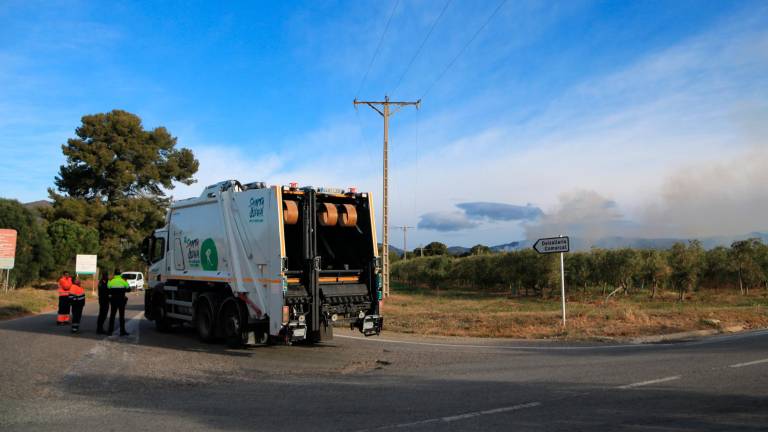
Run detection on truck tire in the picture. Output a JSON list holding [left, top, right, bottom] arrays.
[[221, 299, 248, 348], [195, 298, 216, 343], [153, 294, 172, 333], [253, 323, 270, 345]]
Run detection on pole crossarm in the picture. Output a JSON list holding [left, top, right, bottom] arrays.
[[354, 99, 421, 107], [354, 95, 419, 297], [354, 98, 421, 117]]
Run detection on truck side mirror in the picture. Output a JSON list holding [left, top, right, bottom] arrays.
[[140, 236, 152, 265]]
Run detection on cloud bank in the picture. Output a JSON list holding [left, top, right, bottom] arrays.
[[418, 201, 543, 232], [457, 202, 543, 221], [418, 211, 479, 232]]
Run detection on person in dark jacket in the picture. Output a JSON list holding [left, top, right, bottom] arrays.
[[96, 271, 110, 334], [107, 270, 130, 336]]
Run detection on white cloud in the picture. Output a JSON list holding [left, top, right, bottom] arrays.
[[169, 145, 283, 200]]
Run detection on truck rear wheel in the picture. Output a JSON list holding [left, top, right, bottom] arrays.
[[195, 298, 216, 343], [221, 299, 248, 348]]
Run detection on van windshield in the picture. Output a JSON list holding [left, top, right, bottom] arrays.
[[122, 274, 137, 280]]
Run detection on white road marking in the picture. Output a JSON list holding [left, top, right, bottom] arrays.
[[65, 343, 108, 379], [617, 376, 681, 389], [131, 311, 143, 343], [337, 328, 768, 351], [359, 401, 541, 430], [64, 311, 144, 379], [729, 358, 768, 368], [336, 334, 654, 351], [105, 311, 144, 342]]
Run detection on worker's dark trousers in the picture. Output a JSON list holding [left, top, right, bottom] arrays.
[[57, 295, 70, 324], [70, 299, 85, 331], [96, 295, 110, 332], [107, 290, 127, 334]]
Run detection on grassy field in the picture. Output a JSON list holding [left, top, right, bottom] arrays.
[[383, 284, 768, 340], [3, 283, 767, 340], [0, 288, 60, 320]]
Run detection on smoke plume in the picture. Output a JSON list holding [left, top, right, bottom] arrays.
[[526, 144, 768, 246]]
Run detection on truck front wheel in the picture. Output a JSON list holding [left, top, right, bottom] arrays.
[[195, 298, 216, 343], [153, 294, 172, 333], [221, 299, 248, 348]]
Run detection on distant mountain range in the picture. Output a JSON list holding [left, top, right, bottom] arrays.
[[446, 232, 768, 255]]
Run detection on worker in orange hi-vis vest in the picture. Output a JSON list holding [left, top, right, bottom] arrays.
[[56, 271, 73, 325], [69, 279, 86, 334]]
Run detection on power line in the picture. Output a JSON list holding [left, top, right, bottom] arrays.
[[420, 0, 507, 100], [391, 0, 453, 96], [355, 0, 401, 99]]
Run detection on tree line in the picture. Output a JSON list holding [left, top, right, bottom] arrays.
[[1, 110, 199, 287], [391, 239, 768, 300], [0, 199, 99, 286]]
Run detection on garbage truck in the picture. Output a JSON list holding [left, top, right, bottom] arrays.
[[142, 180, 383, 346]]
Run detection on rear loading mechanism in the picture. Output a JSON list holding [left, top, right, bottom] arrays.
[[281, 187, 382, 343]]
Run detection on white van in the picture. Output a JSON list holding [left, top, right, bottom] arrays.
[[121, 272, 145, 291]]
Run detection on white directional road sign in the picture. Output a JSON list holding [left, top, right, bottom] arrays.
[[533, 236, 570, 254], [76, 254, 98, 275]]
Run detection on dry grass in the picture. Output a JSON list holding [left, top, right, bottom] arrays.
[[0, 288, 60, 320], [382, 286, 768, 340]]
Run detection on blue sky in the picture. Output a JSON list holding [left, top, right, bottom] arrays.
[[1, 1, 767, 247]]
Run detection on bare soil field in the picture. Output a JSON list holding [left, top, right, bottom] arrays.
[[0, 288, 59, 320], [383, 285, 768, 340]]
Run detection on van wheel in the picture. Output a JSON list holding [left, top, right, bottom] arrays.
[[221, 300, 248, 348], [195, 299, 216, 343]]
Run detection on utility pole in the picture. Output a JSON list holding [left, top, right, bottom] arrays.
[[354, 96, 420, 297], [393, 226, 414, 261]]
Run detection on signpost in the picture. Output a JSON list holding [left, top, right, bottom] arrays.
[[76, 254, 98, 294], [0, 229, 17, 292], [533, 236, 570, 326], [75, 254, 98, 275]]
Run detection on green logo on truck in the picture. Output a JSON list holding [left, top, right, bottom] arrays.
[[184, 237, 201, 267], [200, 238, 219, 271]]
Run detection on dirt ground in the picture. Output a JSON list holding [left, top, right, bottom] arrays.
[[0, 283, 101, 321], [0, 288, 59, 320], [382, 286, 768, 340]]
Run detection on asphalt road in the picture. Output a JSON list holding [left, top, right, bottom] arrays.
[[1, 295, 766, 431]]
